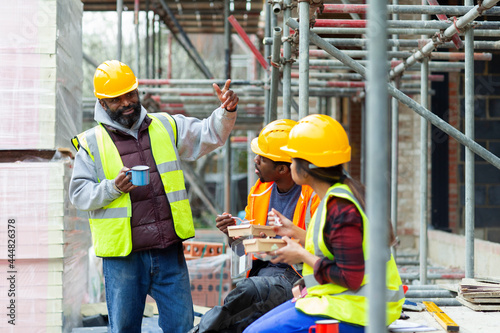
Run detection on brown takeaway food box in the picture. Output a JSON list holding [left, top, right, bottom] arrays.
[[242, 238, 286, 253], [227, 224, 276, 237]]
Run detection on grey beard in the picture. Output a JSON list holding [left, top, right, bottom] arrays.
[[104, 103, 141, 128]]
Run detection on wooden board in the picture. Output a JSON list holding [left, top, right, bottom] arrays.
[[461, 296, 500, 304], [475, 277, 500, 284], [460, 291, 500, 298], [456, 296, 500, 311]]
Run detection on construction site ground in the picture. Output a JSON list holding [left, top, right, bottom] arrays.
[[72, 303, 500, 333], [72, 233, 500, 332], [401, 306, 500, 332]]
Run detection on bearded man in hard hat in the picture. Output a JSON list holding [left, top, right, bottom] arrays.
[[69, 60, 239, 333], [192, 119, 320, 333]]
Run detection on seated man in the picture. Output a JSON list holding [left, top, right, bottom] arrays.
[[193, 119, 320, 333]]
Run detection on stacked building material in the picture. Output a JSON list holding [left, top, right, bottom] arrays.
[[188, 254, 231, 307], [0, 0, 82, 150], [0, 162, 91, 332], [0, 1, 88, 332], [183, 241, 226, 260], [457, 278, 500, 311]]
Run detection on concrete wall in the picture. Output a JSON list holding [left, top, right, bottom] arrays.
[[428, 229, 500, 278]]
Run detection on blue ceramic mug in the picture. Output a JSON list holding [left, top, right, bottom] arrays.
[[126, 165, 150, 186]]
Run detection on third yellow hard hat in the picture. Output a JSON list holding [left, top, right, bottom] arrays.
[[281, 114, 351, 167], [251, 119, 297, 163], [93, 60, 138, 99]]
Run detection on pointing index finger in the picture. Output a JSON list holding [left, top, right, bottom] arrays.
[[223, 79, 231, 92], [213, 83, 222, 97]]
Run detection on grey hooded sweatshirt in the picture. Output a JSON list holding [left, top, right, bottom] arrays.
[[69, 101, 236, 212]]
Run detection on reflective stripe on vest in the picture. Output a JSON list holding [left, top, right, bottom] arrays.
[[72, 113, 194, 257], [296, 183, 404, 326]]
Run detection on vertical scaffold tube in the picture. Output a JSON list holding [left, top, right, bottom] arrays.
[[366, 0, 390, 331], [117, 0, 123, 61], [270, 27, 282, 122], [420, 59, 429, 285], [283, 0, 293, 119], [298, 1, 310, 118], [465, 0, 475, 279], [419, 0, 429, 285]]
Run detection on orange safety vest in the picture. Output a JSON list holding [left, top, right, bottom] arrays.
[[244, 180, 320, 230]]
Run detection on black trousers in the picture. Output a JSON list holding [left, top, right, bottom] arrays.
[[196, 267, 300, 333]]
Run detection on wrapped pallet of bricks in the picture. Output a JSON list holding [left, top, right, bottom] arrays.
[[0, 0, 82, 150], [0, 161, 91, 333], [188, 254, 232, 307]]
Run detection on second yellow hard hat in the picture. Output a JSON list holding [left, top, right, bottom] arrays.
[[281, 114, 351, 167]]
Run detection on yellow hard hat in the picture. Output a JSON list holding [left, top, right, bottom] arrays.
[[281, 114, 351, 167], [93, 60, 138, 99], [251, 119, 297, 163]]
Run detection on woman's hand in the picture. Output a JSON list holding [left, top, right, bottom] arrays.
[[268, 209, 307, 246], [270, 236, 307, 265]]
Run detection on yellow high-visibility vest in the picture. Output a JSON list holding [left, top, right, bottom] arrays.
[[296, 183, 404, 326], [72, 113, 194, 257]]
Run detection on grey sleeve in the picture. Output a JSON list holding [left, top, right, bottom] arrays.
[[68, 148, 122, 211], [173, 107, 237, 161]]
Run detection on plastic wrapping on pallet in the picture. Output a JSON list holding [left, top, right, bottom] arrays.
[[0, 161, 91, 333], [187, 254, 232, 307], [0, 0, 82, 150]]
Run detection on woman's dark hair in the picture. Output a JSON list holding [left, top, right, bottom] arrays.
[[293, 158, 365, 209], [294, 158, 395, 246]]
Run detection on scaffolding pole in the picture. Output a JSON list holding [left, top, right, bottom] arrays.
[[286, 16, 500, 174], [321, 4, 500, 15], [138, 79, 265, 86], [298, 0, 310, 118], [224, 0, 231, 80], [265, 36, 500, 49], [290, 72, 445, 81], [365, 0, 390, 329], [307, 49, 493, 60], [157, 0, 214, 79], [390, 0, 400, 259], [145, 0, 150, 78], [303, 59, 466, 70], [390, 0, 500, 78], [322, 38, 500, 50], [116, 0, 123, 61], [419, 3, 430, 284], [465, 0, 475, 279], [313, 18, 500, 30], [269, 27, 282, 123], [265, 3, 271, 124], [152, 14, 156, 79], [282, 0, 293, 119], [309, 27, 500, 37], [134, 0, 140, 76]]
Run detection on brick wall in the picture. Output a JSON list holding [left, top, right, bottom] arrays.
[[396, 102, 423, 237], [449, 72, 461, 231], [457, 52, 500, 243], [348, 100, 362, 181]]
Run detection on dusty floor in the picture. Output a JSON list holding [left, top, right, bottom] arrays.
[[400, 306, 500, 333]]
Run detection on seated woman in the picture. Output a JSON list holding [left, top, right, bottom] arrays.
[[244, 114, 404, 333]]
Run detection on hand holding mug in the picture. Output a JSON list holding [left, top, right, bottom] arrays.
[[114, 166, 138, 193]]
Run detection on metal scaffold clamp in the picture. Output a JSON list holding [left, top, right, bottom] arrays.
[[268, 0, 283, 14]]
